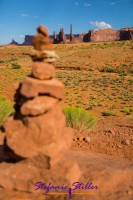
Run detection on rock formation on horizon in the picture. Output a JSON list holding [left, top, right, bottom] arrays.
[[58, 28, 67, 43], [20, 26, 133, 45], [70, 24, 75, 43], [9, 39, 19, 45]]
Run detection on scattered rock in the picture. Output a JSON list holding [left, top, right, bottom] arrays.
[[121, 139, 130, 145], [126, 190, 132, 195], [73, 137, 78, 141], [125, 139, 131, 146], [78, 136, 83, 141], [84, 136, 91, 143], [109, 129, 115, 136]]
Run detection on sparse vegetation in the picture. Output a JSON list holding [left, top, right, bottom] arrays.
[[102, 110, 116, 116], [0, 96, 14, 127], [63, 106, 97, 132], [0, 42, 132, 117], [11, 62, 21, 69], [121, 107, 133, 115]]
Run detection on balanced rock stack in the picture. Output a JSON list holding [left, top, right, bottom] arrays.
[[0, 25, 81, 199]]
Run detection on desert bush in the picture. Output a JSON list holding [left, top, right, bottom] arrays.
[[0, 96, 13, 127], [11, 62, 21, 69], [63, 106, 97, 132], [101, 67, 115, 73], [121, 107, 133, 115], [101, 66, 132, 75], [102, 110, 116, 116]]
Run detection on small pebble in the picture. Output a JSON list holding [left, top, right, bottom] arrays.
[[125, 139, 130, 146], [79, 136, 83, 142], [127, 190, 132, 195], [84, 137, 91, 143], [73, 137, 77, 141], [109, 129, 115, 136]]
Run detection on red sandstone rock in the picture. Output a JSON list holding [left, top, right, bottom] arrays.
[[4, 107, 65, 157], [30, 49, 58, 62], [20, 96, 58, 116], [0, 150, 133, 200], [20, 77, 65, 99], [0, 153, 80, 194], [58, 28, 66, 43], [0, 190, 40, 200], [1, 25, 81, 199], [32, 34, 53, 50], [0, 162, 41, 192], [32, 62, 55, 80], [3, 107, 74, 162], [92, 29, 120, 42]]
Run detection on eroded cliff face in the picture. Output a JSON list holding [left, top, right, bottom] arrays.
[[91, 29, 120, 42], [19, 27, 133, 45], [120, 27, 133, 40], [81, 27, 133, 42], [22, 35, 34, 45]]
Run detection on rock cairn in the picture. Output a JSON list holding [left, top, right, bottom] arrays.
[[0, 25, 81, 198]]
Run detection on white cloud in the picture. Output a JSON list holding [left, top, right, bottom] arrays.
[[110, 2, 116, 4], [75, 2, 79, 6], [84, 3, 91, 7], [90, 21, 112, 29], [20, 35, 25, 38], [58, 23, 63, 26], [18, 13, 28, 17]]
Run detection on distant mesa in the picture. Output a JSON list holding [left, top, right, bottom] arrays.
[[22, 35, 34, 45], [9, 39, 19, 46], [8, 25, 133, 46]]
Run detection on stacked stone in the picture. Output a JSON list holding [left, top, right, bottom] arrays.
[[0, 25, 81, 197]]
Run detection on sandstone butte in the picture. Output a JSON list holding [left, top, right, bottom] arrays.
[[10, 25, 133, 45], [0, 25, 133, 200]]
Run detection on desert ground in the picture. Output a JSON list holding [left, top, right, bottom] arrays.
[[0, 41, 133, 161], [0, 40, 133, 200]]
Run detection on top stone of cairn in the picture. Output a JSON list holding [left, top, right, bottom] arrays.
[[32, 25, 53, 50], [31, 25, 58, 62], [37, 25, 49, 37]]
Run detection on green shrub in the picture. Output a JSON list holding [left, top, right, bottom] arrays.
[[0, 96, 13, 127], [112, 104, 117, 109], [63, 106, 97, 132], [102, 110, 116, 116], [102, 67, 115, 73], [11, 63, 21, 69], [121, 107, 133, 115]]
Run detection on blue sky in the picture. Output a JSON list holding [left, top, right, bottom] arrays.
[[0, 0, 133, 44]]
